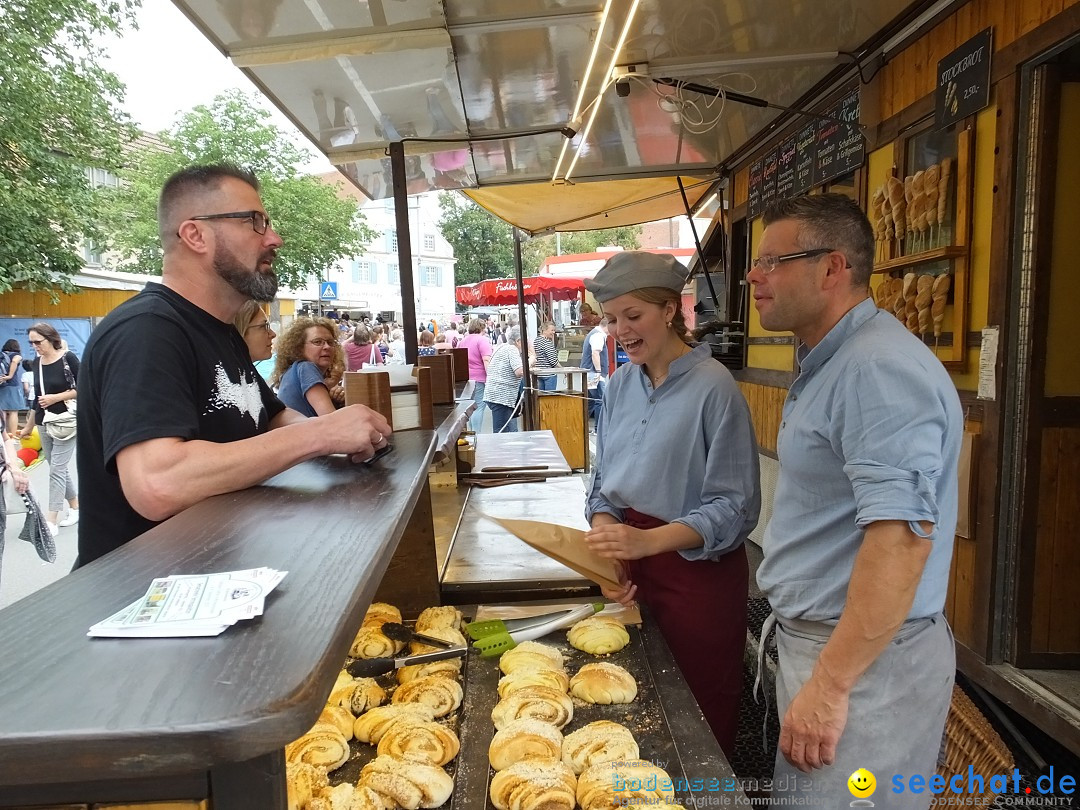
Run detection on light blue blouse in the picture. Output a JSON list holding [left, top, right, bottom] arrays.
[[586, 343, 761, 561]]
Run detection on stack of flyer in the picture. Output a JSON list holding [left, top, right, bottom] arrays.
[[88, 568, 287, 638]]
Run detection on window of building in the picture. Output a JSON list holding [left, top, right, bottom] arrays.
[[87, 167, 120, 189], [387, 263, 400, 284], [352, 260, 375, 283], [421, 265, 442, 286], [83, 241, 103, 265], [423, 233, 436, 251], [388, 231, 398, 252]]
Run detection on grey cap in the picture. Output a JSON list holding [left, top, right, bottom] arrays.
[[584, 251, 688, 303]]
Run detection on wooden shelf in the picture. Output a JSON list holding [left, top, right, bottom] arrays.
[[873, 245, 968, 274]]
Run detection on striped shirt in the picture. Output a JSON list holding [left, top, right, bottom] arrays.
[[533, 335, 559, 374]]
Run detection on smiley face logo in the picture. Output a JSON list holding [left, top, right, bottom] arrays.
[[848, 768, 876, 798]]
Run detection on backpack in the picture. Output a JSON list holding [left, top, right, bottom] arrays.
[[1, 352, 19, 387]]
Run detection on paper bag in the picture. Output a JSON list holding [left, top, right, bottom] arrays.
[[483, 515, 624, 592]]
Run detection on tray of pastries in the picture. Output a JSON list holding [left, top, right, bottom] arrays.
[[284, 603, 741, 810]]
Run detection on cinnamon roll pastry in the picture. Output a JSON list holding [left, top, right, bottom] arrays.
[[499, 641, 566, 676], [363, 602, 402, 628], [490, 760, 577, 810], [330, 676, 387, 716], [569, 662, 637, 704], [491, 685, 574, 730], [408, 626, 467, 656], [318, 705, 355, 740], [353, 704, 436, 744], [392, 674, 463, 718], [286, 761, 329, 810], [414, 605, 462, 633], [577, 759, 674, 810], [488, 717, 564, 771], [350, 625, 405, 659], [397, 657, 462, 684], [377, 718, 460, 765], [567, 616, 630, 655], [561, 721, 639, 775], [310, 783, 388, 810], [359, 753, 454, 810], [284, 722, 351, 771], [497, 668, 571, 698]]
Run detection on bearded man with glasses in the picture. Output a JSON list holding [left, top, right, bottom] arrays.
[[76, 164, 392, 566], [750, 194, 962, 807]]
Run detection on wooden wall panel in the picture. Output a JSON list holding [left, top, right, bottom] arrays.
[[0, 287, 138, 319], [878, 0, 1070, 120], [737, 381, 786, 454], [947, 536, 978, 649]]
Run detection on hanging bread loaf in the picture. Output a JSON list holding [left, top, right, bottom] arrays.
[[567, 616, 630, 655], [377, 718, 460, 766], [490, 760, 578, 810], [392, 674, 463, 718], [570, 662, 638, 705], [353, 704, 436, 744], [938, 157, 953, 227], [562, 721, 640, 776], [499, 641, 566, 675], [932, 274, 951, 338], [916, 274, 934, 335], [359, 753, 454, 810], [577, 759, 675, 810], [492, 684, 575, 730], [888, 177, 906, 242], [488, 717, 564, 771], [415, 605, 463, 633], [498, 668, 571, 699], [285, 723, 351, 771], [924, 163, 941, 228], [902, 272, 919, 332]]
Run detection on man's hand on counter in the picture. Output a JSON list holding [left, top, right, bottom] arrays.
[[313, 404, 393, 463]]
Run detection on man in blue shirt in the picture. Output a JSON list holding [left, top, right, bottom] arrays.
[[751, 194, 962, 806], [579, 319, 608, 422]]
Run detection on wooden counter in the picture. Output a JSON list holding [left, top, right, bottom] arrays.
[[0, 429, 437, 808]]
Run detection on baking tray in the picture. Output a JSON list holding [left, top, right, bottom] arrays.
[[322, 610, 748, 808]]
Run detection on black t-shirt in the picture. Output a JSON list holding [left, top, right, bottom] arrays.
[[76, 283, 286, 565], [32, 351, 80, 420]]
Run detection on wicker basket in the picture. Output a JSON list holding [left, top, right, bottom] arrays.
[[936, 685, 1015, 806]]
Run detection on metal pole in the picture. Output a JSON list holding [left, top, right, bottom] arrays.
[[389, 141, 419, 364], [513, 227, 533, 431]]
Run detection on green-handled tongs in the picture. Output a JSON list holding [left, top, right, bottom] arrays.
[[468, 602, 604, 657]]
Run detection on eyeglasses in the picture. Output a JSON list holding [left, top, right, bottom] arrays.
[[185, 210, 270, 235], [751, 248, 835, 275], [27, 339, 45, 346], [246, 321, 272, 333], [306, 338, 334, 347]]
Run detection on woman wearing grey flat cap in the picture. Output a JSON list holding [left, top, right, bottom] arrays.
[[583, 251, 761, 755]]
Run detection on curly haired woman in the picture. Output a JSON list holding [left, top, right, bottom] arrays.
[[270, 317, 345, 417]]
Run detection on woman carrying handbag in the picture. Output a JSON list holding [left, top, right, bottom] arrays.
[[19, 322, 80, 537]]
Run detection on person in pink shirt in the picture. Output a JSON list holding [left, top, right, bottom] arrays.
[[457, 318, 492, 432], [344, 324, 384, 371]]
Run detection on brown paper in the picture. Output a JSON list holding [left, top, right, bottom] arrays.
[[956, 430, 977, 539], [483, 515, 624, 592]]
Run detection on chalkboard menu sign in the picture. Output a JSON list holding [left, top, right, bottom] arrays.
[[775, 136, 797, 200], [747, 158, 764, 218], [794, 122, 817, 196], [935, 28, 992, 130], [761, 149, 779, 208], [815, 87, 863, 185]]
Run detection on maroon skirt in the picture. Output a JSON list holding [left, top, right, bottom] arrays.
[[624, 508, 748, 756]]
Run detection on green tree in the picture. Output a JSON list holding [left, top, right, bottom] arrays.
[[522, 226, 641, 273], [0, 0, 138, 294], [100, 90, 375, 290], [437, 193, 514, 285]]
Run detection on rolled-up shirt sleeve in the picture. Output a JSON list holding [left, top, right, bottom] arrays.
[[840, 355, 947, 530], [675, 387, 761, 560]]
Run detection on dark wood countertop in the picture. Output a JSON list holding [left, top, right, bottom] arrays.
[[0, 429, 436, 788]]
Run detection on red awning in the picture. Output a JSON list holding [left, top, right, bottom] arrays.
[[456, 276, 585, 307]]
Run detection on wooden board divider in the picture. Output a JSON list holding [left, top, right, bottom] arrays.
[[344, 367, 435, 430], [418, 353, 456, 405]]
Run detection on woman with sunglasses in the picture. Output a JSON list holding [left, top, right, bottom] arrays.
[[270, 317, 345, 417], [19, 322, 80, 536]]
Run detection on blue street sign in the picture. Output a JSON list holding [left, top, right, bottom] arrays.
[[320, 281, 338, 300]]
